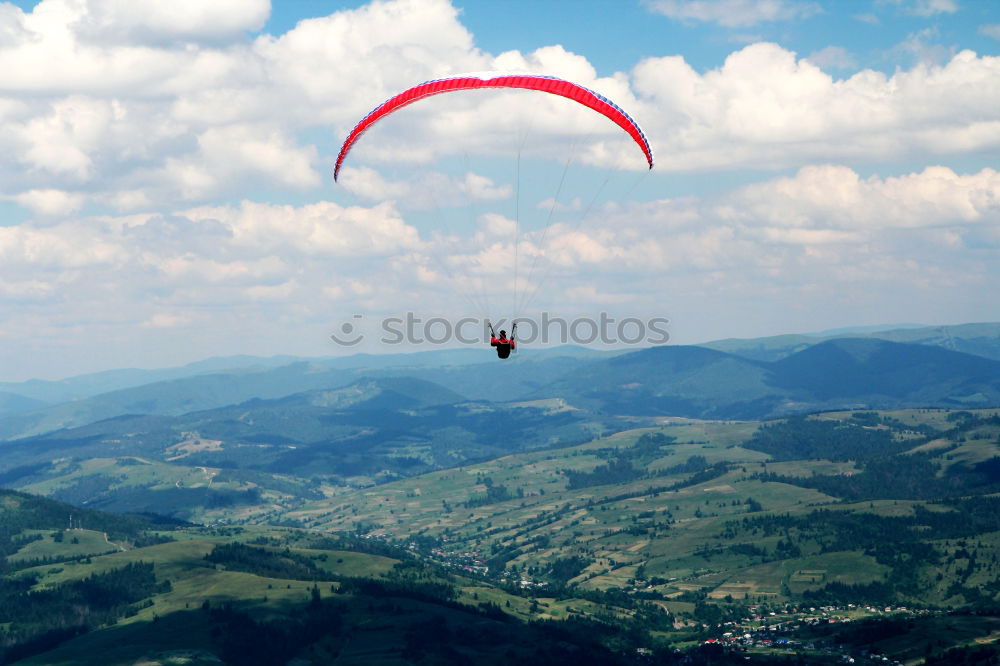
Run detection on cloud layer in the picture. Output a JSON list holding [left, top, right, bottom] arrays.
[[0, 0, 998, 378], [4, 0, 999, 207], [3, 164, 996, 365]]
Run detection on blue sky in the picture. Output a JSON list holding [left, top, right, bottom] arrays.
[[265, 1, 999, 76], [1, 0, 999, 380]]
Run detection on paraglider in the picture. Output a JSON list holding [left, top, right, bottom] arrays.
[[489, 322, 516, 359], [334, 72, 653, 358], [334, 72, 653, 182]]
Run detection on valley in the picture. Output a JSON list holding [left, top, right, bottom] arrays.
[[3, 326, 1000, 664]]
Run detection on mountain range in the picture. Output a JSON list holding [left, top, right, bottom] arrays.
[[1, 323, 999, 443], [4, 324, 1000, 665], [0, 326, 998, 523], [703, 321, 1000, 362], [538, 337, 1000, 418]]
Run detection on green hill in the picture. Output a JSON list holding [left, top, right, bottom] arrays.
[[4, 408, 1000, 664], [0, 500, 732, 666], [0, 377, 618, 522], [297, 408, 1000, 611]]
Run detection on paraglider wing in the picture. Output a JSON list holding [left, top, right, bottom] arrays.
[[334, 72, 654, 181]]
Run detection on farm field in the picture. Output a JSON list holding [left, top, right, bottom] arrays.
[[4, 408, 1000, 665]]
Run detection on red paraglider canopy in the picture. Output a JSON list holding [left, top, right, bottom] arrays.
[[334, 72, 653, 181]]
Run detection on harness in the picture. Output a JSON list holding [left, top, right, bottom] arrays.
[[487, 321, 517, 343]]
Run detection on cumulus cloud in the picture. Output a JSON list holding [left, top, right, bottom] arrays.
[[2, 162, 999, 373], [716, 165, 1000, 230], [0, 0, 484, 210], [252, 0, 484, 126], [646, 0, 821, 27], [3, 0, 998, 212], [339, 167, 511, 209], [0, 221, 125, 272], [0, 197, 437, 378], [405, 163, 1000, 327], [177, 199, 422, 258], [161, 124, 321, 199], [76, 0, 270, 44], [0, 198, 426, 311], [632, 44, 1000, 171], [11, 189, 85, 216]]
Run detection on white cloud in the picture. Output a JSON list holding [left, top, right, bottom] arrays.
[[563, 284, 636, 305], [0, 278, 57, 302], [718, 165, 1000, 230], [2, 0, 997, 215], [337, 167, 412, 202], [77, 0, 270, 44], [14, 96, 111, 179], [252, 0, 484, 126], [1, 163, 999, 372], [632, 44, 1000, 171], [339, 167, 511, 209], [805, 45, 856, 71], [889, 26, 955, 66], [462, 172, 511, 200], [537, 197, 583, 213], [0, 222, 125, 271], [893, 0, 959, 17], [178, 199, 422, 259], [0, 0, 484, 210], [11, 188, 85, 216], [0, 198, 425, 317], [140, 312, 195, 329], [980, 24, 1000, 40], [646, 0, 821, 27], [245, 281, 298, 301], [167, 124, 321, 198], [467, 164, 1000, 313], [479, 213, 517, 237]]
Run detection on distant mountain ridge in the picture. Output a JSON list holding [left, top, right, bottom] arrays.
[[0, 345, 617, 405], [3, 339, 1000, 522], [532, 338, 1000, 419], [1, 322, 998, 441], [0, 391, 48, 418], [0, 362, 354, 441], [0, 351, 609, 441], [703, 321, 1000, 362], [0, 354, 309, 405]]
